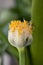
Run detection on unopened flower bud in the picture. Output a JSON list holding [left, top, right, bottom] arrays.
[[8, 20, 33, 48]]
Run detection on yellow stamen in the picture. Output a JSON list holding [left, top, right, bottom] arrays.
[[9, 20, 32, 34]]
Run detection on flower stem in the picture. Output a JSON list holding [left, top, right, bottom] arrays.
[[18, 47, 26, 65], [31, 0, 43, 65]]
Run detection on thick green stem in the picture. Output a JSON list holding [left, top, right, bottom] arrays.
[[31, 0, 43, 65], [18, 48, 26, 65]]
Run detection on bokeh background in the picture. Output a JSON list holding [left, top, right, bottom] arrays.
[[0, 0, 32, 65]]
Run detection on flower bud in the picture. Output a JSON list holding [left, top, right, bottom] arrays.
[[8, 20, 33, 48]]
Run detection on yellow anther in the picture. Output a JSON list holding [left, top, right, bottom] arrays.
[[9, 20, 32, 34]]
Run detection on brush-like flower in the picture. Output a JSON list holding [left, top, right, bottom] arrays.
[[8, 20, 32, 48]]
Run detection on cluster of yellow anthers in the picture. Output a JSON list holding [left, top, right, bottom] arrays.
[[9, 20, 32, 35]]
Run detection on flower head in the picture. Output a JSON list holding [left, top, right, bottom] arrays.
[[8, 20, 33, 48]]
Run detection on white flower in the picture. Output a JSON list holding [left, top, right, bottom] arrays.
[[8, 20, 33, 48]]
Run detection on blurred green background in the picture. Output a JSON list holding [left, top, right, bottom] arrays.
[[0, 0, 32, 65], [0, 0, 43, 65]]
